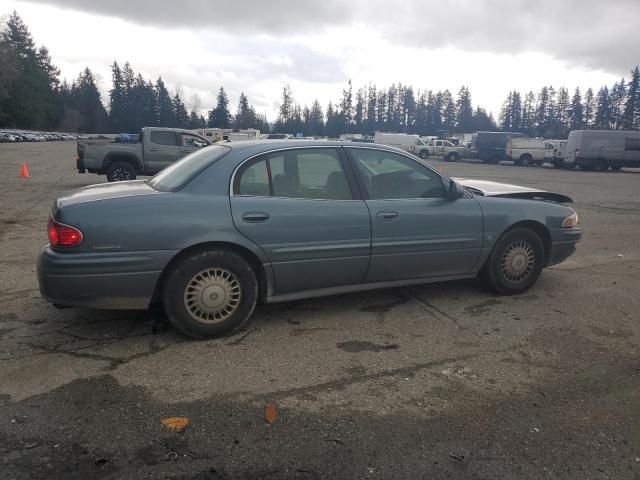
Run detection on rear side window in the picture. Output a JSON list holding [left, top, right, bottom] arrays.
[[235, 148, 352, 200], [150, 131, 178, 146], [624, 138, 640, 151]]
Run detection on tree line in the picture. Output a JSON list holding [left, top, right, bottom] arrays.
[[1, 11, 639, 138]]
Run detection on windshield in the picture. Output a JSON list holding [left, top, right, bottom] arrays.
[[147, 145, 230, 192]]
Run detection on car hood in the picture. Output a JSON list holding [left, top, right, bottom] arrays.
[[56, 180, 159, 209], [454, 178, 573, 203]]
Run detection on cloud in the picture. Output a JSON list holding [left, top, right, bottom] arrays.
[[22, 0, 640, 74]]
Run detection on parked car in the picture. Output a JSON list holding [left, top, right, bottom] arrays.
[[77, 127, 210, 181], [471, 131, 526, 163], [38, 141, 581, 338], [563, 129, 640, 171], [427, 138, 467, 162], [374, 132, 430, 158], [506, 138, 553, 166], [0, 133, 17, 142]]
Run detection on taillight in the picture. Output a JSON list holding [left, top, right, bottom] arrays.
[[48, 218, 83, 247]]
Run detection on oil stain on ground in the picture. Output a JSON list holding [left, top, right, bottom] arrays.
[[337, 341, 399, 353]]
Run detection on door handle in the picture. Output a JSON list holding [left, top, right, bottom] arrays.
[[149, 147, 158, 152], [376, 211, 399, 220], [242, 212, 270, 223]]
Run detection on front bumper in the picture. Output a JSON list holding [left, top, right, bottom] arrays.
[[548, 227, 582, 266], [37, 246, 177, 309]]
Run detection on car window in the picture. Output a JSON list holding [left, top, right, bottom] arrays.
[[181, 134, 208, 148], [147, 145, 230, 192], [235, 148, 351, 200], [349, 148, 445, 199], [150, 131, 178, 146], [238, 159, 270, 196]]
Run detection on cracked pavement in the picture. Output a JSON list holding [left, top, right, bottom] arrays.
[[1, 142, 639, 479]]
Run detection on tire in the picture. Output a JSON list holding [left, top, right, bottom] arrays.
[[418, 150, 429, 159], [592, 158, 608, 172], [162, 249, 258, 339], [515, 154, 531, 167], [487, 154, 501, 165], [106, 161, 137, 182], [481, 228, 545, 295], [446, 152, 458, 162]]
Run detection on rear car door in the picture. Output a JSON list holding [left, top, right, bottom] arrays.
[[346, 147, 484, 282], [230, 147, 371, 295], [144, 131, 181, 173]]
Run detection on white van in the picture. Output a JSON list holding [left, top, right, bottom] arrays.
[[564, 130, 640, 171], [374, 132, 429, 158]]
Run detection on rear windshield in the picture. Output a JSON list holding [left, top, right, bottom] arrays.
[[147, 145, 230, 192]]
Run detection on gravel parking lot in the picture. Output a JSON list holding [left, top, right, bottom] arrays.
[[1, 142, 639, 479]]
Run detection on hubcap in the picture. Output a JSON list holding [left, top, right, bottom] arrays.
[[113, 167, 131, 181], [500, 240, 535, 283], [183, 268, 241, 324]]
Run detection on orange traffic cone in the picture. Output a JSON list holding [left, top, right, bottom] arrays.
[[20, 163, 30, 178]]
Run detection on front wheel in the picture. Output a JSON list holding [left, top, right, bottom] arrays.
[[163, 249, 258, 339], [482, 228, 544, 295], [446, 152, 458, 162], [418, 150, 429, 159], [106, 161, 137, 182]]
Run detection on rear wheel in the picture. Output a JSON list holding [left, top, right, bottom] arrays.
[[515, 154, 532, 167], [106, 161, 136, 182], [592, 158, 608, 172], [162, 249, 258, 339], [418, 150, 429, 159], [481, 228, 544, 295], [446, 152, 458, 162]]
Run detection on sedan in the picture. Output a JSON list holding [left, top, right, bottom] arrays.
[[38, 141, 581, 338]]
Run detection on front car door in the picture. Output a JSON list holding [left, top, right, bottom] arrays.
[[144, 131, 181, 173], [230, 147, 371, 295], [345, 147, 484, 282]]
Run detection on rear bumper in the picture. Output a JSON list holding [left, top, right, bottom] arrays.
[[37, 246, 177, 309], [548, 227, 582, 266]]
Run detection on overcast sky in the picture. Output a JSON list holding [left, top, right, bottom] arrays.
[[3, 0, 638, 119]]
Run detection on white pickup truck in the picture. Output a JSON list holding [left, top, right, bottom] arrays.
[[506, 138, 554, 167], [427, 139, 466, 162]]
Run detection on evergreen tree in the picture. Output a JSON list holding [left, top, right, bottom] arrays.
[[594, 86, 612, 129], [569, 87, 583, 130], [521, 91, 536, 136], [109, 62, 127, 131], [156, 77, 174, 127], [234, 92, 256, 129], [325, 102, 341, 138], [441, 90, 456, 131], [172, 92, 189, 128], [365, 84, 377, 133], [209, 87, 231, 129], [402, 85, 416, 133], [622, 66, 640, 129], [340, 79, 353, 131], [609, 79, 626, 129], [455, 86, 473, 132], [583, 88, 596, 128], [308, 99, 324, 137], [354, 87, 365, 132], [499, 92, 513, 132], [71, 68, 108, 133], [414, 91, 428, 135]]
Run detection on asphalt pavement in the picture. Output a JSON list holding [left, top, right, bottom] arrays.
[[1, 142, 639, 479]]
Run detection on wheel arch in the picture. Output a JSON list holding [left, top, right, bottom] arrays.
[[151, 241, 271, 306], [487, 220, 552, 268], [103, 153, 142, 172]]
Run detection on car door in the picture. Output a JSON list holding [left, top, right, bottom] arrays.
[[144, 131, 181, 173], [230, 147, 371, 295], [346, 147, 484, 282]]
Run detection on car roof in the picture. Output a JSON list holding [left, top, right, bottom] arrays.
[[218, 139, 404, 157]]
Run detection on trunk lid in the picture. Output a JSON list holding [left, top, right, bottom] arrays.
[[56, 180, 159, 209]]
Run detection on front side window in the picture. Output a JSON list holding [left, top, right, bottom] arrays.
[[235, 148, 352, 200], [181, 133, 208, 148], [349, 148, 445, 199], [150, 131, 178, 146]]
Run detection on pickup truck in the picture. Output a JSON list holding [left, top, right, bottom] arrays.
[[427, 139, 466, 162], [77, 127, 210, 181]]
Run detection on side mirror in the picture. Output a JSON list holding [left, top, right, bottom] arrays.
[[448, 180, 465, 200]]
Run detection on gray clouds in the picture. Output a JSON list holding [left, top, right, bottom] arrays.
[[22, 0, 640, 74]]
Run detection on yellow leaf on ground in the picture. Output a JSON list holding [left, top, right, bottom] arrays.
[[161, 416, 190, 432]]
